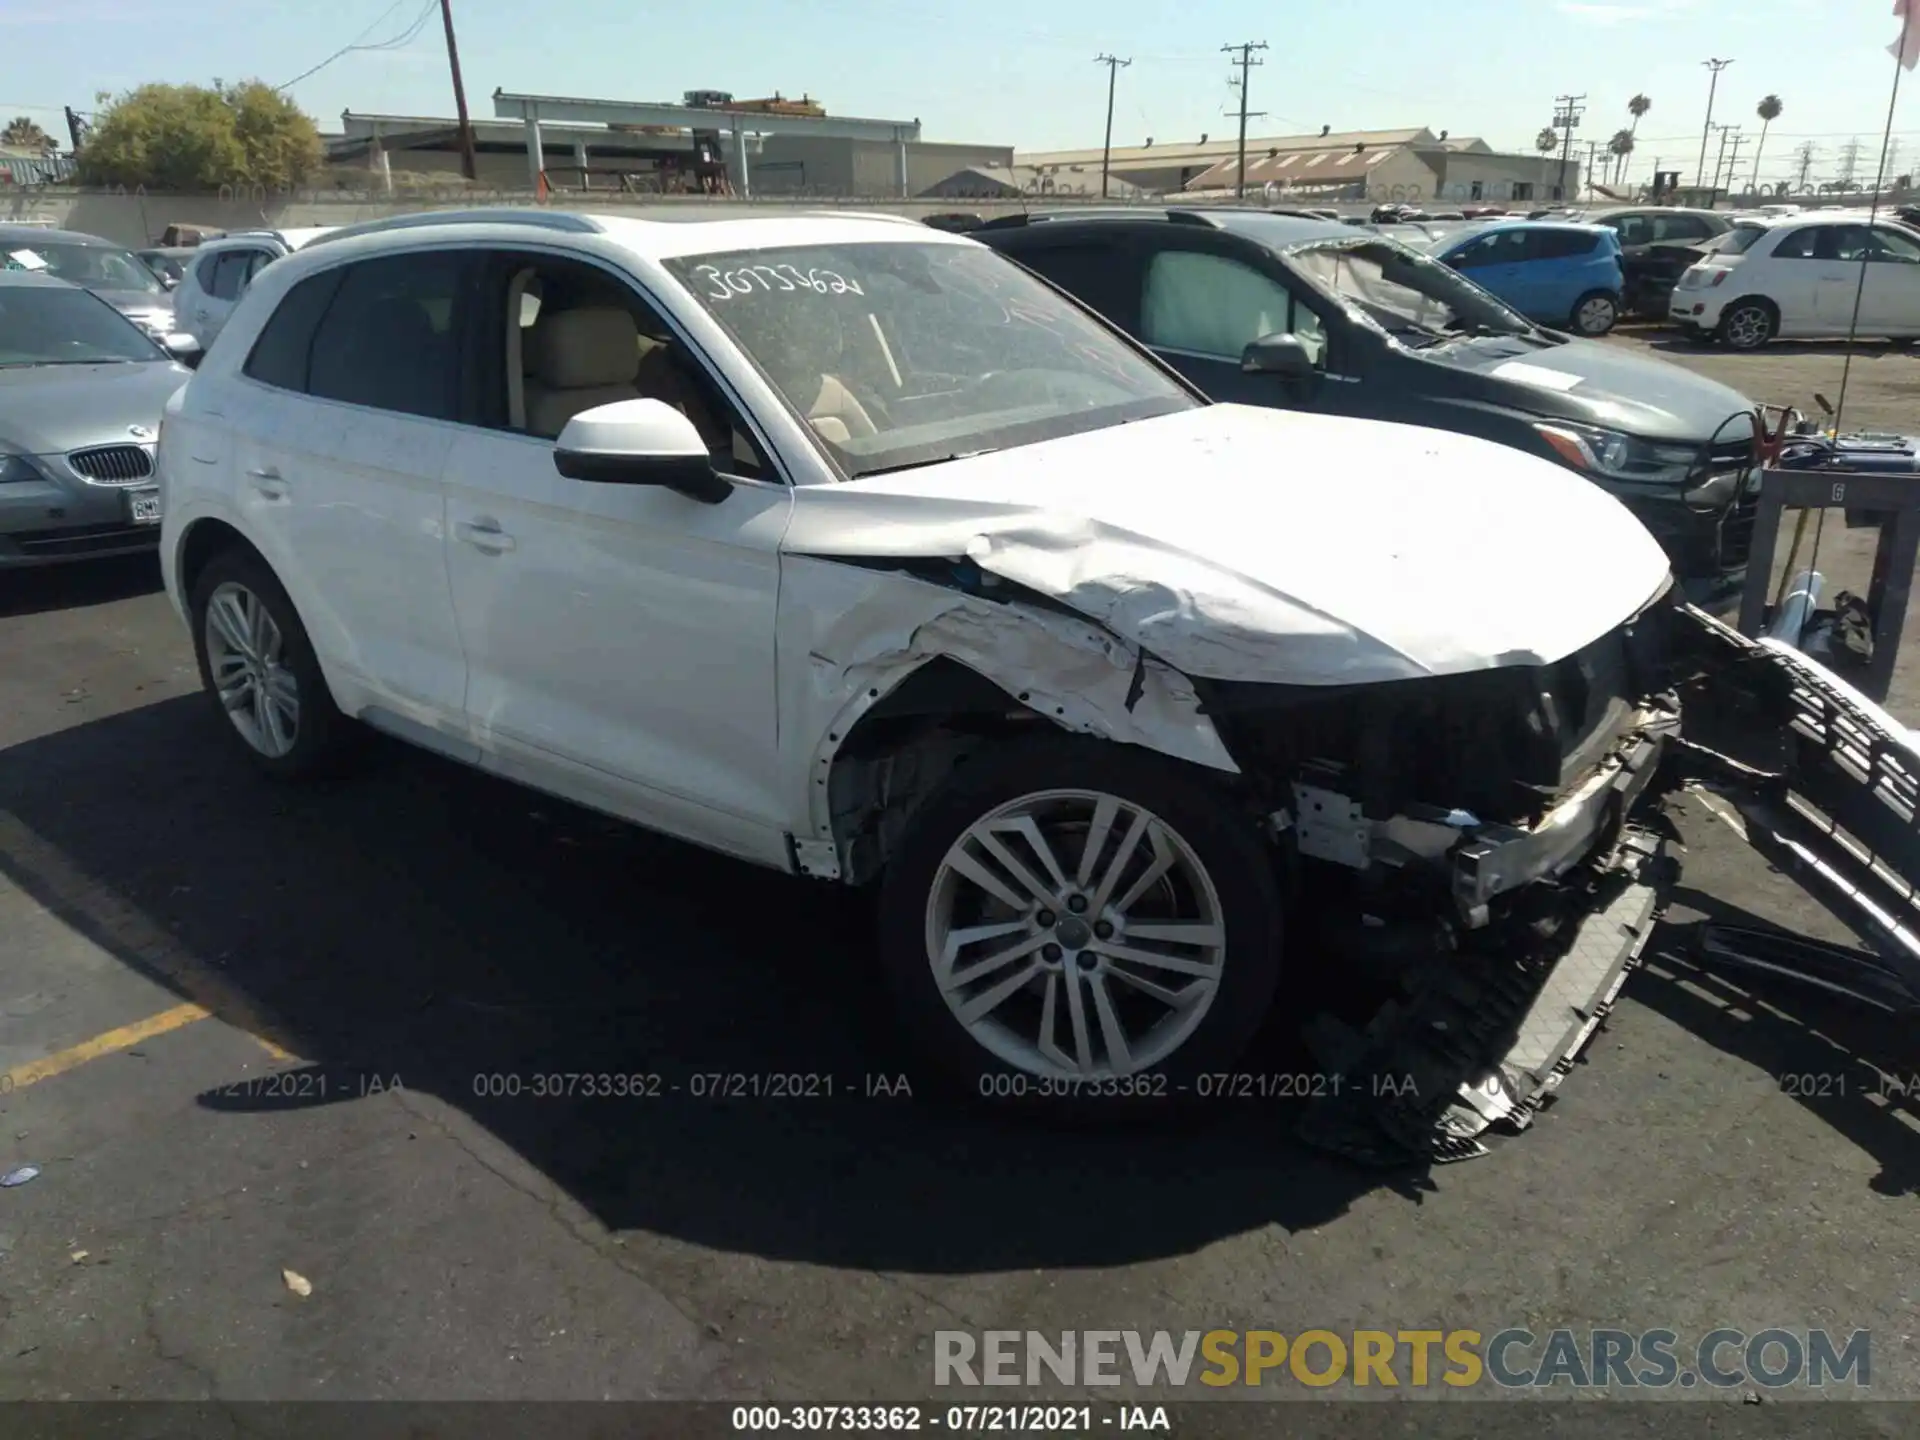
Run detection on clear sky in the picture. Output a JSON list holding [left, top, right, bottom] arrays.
[[0, 0, 1913, 188]]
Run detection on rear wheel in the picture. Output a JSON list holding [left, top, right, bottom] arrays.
[[876, 735, 1283, 1115], [1571, 290, 1619, 337], [189, 549, 346, 777], [1718, 300, 1777, 351]]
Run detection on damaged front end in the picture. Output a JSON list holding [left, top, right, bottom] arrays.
[[1258, 590, 1920, 1166], [1190, 591, 1686, 1165]]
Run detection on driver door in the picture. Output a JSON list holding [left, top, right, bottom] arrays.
[[1134, 240, 1339, 409], [438, 247, 794, 867]]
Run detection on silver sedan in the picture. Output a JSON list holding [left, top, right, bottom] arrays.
[[0, 272, 200, 567]]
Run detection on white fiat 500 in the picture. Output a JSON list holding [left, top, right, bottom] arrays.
[[155, 208, 1894, 1154]]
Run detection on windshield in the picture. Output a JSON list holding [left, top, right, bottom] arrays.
[[661, 240, 1196, 479], [2, 240, 166, 294], [0, 285, 165, 366], [1286, 237, 1537, 346]]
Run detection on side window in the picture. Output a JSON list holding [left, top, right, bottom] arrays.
[[193, 251, 225, 297], [1823, 226, 1874, 262], [237, 249, 273, 291], [1612, 215, 1651, 246], [306, 251, 473, 422], [242, 267, 346, 392], [1772, 227, 1820, 260], [1141, 249, 1324, 365], [1652, 214, 1712, 243], [1000, 241, 1138, 327], [1870, 226, 1920, 262], [482, 251, 772, 479], [1529, 229, 1599, 261]]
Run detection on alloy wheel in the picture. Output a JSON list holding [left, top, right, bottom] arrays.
[[924, 788, 1226, 1078], [203, 580, 301, 758], [1722, 305, 1772, 349]]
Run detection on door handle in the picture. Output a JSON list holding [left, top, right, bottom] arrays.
[[245, 466, 287, 498], [455, 518, 516, 554]]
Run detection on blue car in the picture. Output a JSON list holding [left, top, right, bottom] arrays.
[[1423, 221, 1626, 337]]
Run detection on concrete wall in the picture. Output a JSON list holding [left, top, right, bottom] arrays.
[[0, 184, 1059, 247], [747, 138, 1014, 197], [1428, 153, 1581, 203]]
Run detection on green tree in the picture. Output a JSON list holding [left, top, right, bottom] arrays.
[[2, 116, 55, 152], [76, 81, 321, 190]]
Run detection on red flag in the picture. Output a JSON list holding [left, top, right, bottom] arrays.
[[1894, 0, 1920, 69]]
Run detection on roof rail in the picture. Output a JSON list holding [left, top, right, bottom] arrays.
[[979, 207, 1198, 230], [303, 208, 605, 250], [798, 209, 920, 225]]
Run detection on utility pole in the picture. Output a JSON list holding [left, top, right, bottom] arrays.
[[1585, 139, 1597, 200], [1553, 93, 1585, 200], [1710, 124, 1737, 200], [1093, 54, 1131, 199], [1222, 40, 1268, 200], [438, 0, 479, 182], [1721, 128, 1749, 197], [1697, 58, 1734, 189]]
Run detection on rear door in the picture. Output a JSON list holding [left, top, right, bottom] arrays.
[[227, 250, 476, 738]]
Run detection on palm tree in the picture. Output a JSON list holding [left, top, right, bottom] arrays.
[[1628, 93, 1651, 141], [1751, 94, 1783, 195], [1609, 128, 1636, 187], [1535, 127, 1559, 155], [0, 116, 53, 154]]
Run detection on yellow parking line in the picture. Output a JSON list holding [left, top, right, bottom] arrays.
[[4, 1002, 212, 1092]]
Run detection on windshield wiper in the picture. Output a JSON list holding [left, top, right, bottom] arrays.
[[852, 448, 999, 479]]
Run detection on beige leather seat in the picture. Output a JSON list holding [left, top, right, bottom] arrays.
[[805, 375, 879, 443], [522, 307, 642, 438]]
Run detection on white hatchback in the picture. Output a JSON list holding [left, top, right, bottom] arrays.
[[154, 207, 1713, 1126], [1668, 213, 1920, 348]]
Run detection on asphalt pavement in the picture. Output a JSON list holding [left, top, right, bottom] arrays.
[[2, 336, 1919, 1430]]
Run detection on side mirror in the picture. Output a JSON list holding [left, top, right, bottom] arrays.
[[163, 333, 202, 369], [552, 398, 731, 504], [1240, 332, 1316, 378]]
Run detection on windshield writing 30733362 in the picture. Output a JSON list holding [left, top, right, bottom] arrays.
[[691, 263, 865, 300]]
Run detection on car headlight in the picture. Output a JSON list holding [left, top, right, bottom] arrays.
[[1533, 422, 1698, 485], [0, 451, 44, 484]]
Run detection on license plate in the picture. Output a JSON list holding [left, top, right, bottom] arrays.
[[127, 488, 161, 525]]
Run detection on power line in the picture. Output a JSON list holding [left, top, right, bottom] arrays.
[[1222, 40, 1267, 199], [1793, 141, 1818, 192], [276, 0, 438, 93], [1093, 54, 1132, 200]]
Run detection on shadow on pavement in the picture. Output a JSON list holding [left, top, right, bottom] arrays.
[[0, 693, 1405, 1274], [0, 553, 164, 619], [1629, 883, 1920, 1198]]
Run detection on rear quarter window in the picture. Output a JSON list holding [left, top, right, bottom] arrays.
[[1717, 225, 1768, 256], [1531, 229, 1602, 260]]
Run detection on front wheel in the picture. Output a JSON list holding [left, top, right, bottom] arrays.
[[876, 736, 1283, 1115], [1571, 290, 1619, 337]]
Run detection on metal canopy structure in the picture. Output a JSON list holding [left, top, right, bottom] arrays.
[[491, 89, 923, 198]]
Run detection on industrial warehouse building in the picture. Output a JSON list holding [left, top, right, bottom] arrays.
[[1013, 127, 1581, 204], [323, 89, 1010, 198]]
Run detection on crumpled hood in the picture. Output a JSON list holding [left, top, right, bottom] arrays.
[[784, 403, 1674, 686], [0, 361, 188, 455]]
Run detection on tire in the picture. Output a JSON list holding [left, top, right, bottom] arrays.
[[875, 734, 1283, 1117], [189, 547, 347, 778], [1571, 290, 1619, 337], [1679, 326, 1717, 347], [1717, 299, 1777, 351]]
